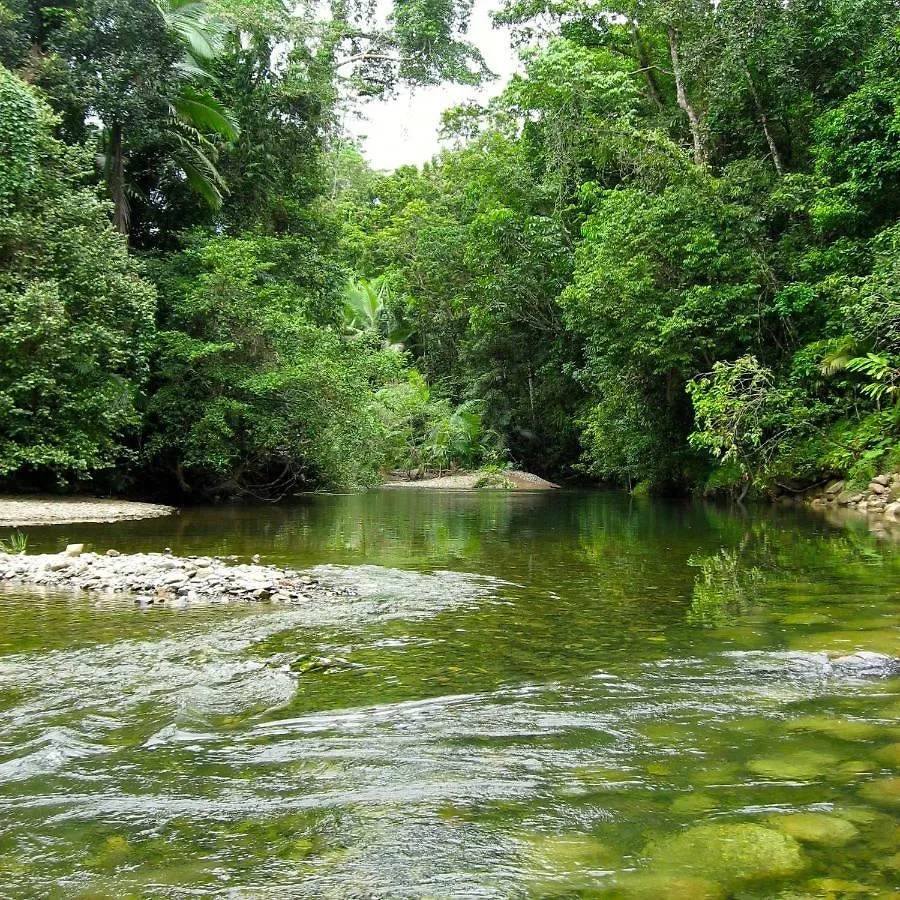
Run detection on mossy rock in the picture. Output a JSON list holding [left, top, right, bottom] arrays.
[[602, 872, 725, 899], [767, 813, 859, 847], [646, 823, 806, 884], [519, 832, 619, 873], [784, 715, 883, 742], [670, 793, 719, 816], [859, 775, 900, 807], [832, 806, 879, 825], [747, 749, 840, 780], [875, 742, 900, 767], [804, 877, 878, 895], [87, 835, 133, 869]]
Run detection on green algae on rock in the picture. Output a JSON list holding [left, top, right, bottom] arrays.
[[859, 776, 900, 807], [767, 813, 859, 847], [875, 742, 900, 767], [602, 872, 726, 899], [747, 749, 841, 780], [646, 823, 806, 884], [519, 832, 620, 873], [783, 715, 884, 742]]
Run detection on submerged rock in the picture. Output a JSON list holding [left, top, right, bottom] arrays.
[[520, 832, 619, 873], [604, 872, 725, 899], [831, 651, 900, 678], [767, 813, 859, 847], [646, 823, 806, 884], [784, 715, 883, 742], [748, 749, 841, 781], [875, 742, 900, 767], [859, 776, 900, 807]]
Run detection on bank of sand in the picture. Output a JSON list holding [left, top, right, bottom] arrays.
[[0, 497, 176, 527], [382, 470, 559, 490]]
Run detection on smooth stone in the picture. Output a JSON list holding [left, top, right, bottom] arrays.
[[106, 548, 121, 557], [785, 715, 883, 742], [875, 743, 900, 767], [767, 813, 858, 847], [748, 749, 840, 781], [520, 833, 619, 873], [873, 474, 891, 487], [859, 776, 900, 807], [46, 558, 72, 571], [64, 543, 84, 557], [670, 793, 719, 816], [646, 823, 806, 883], [604, 873, 725, 899]]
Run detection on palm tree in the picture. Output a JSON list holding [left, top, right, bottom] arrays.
[[105, 0, 239, 233]]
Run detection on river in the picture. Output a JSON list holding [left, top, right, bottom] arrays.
[[0, 490, 898, 897]]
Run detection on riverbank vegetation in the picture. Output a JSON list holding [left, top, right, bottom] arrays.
[[1, 0, 898, 499]]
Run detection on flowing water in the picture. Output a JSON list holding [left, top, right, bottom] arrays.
[[1, 490, 899, 898]]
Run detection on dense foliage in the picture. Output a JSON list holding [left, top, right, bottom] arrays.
[[339, 0, 900, 494], [1, 0, 898, 498]]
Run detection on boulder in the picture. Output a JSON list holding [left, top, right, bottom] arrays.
[[832, 651, 900, 677], [869, 481, 887, 495], [884, 502, 900, 522], [64, 543, 84, 557], [824, 479, 845, 496], [767, 813, 858, 847], [873, 473, 891, 486], [646, 824, 806, 884]]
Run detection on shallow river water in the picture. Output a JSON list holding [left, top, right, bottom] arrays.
[[1, 490, 899, 898]]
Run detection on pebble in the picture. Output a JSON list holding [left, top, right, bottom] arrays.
[[0, 551, 338, 609]]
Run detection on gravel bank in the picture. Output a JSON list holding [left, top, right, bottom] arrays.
[[383, 470, 559, 490], [0, 497, 176, 527], [0, 549, 354, 608]]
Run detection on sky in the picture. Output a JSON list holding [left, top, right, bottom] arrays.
[[345, 2, 520, 171]]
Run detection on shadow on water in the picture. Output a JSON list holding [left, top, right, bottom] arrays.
[[0, 490, 898, 896]]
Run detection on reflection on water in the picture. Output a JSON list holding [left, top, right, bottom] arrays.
[[0, 490, 898, 897]]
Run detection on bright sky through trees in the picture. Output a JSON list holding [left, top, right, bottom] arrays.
[[347, 1, 518, 169]]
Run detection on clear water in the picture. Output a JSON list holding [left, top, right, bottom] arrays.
[[1, 490, 898, 897]]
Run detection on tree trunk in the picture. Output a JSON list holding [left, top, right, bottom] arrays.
[[742, 63, 784, 175], [667, 27, 706, 166], [108, 121, 129, 235], [630, 22, 665, 108]]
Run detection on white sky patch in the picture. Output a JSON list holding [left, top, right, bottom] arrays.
[[345, 1, 520, 171]]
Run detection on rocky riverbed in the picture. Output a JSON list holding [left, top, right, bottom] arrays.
[[0, 547, 354, 608]]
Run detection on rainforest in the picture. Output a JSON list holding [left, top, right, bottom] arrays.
[[1, 0, 898, 500]]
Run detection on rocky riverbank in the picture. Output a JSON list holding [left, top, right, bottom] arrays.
[[0, 547, 354, 608], [801, 472, 900, 521]]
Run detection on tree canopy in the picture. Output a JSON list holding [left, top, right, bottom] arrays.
[[1, 0, 898, 498]]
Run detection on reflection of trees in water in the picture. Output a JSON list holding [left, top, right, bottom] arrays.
[[687, 549, 763, 626], [685, 514, 900, 626]]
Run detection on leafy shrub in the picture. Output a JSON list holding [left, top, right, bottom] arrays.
[[0, 79, 156, 489]]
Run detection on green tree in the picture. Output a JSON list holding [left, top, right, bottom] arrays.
[[0, 70, 156, 488]]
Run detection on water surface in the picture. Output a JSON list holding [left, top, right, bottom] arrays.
[[1, 491, 899, 897]]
